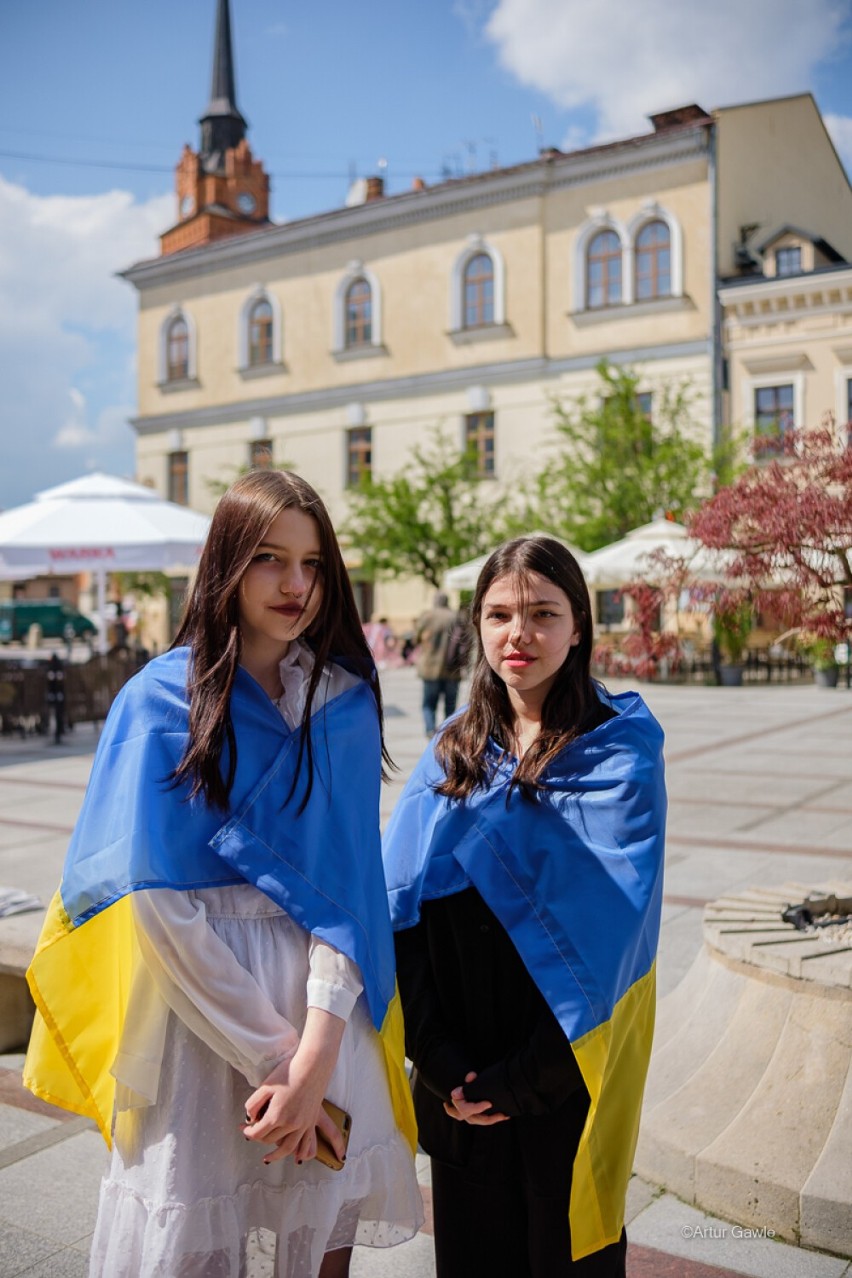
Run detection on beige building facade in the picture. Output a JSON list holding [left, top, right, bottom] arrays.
[[123, 54, 852, 628]]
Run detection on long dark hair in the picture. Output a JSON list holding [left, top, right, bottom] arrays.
[[171, 469, 387, 810], [435, 536, 598, 800]]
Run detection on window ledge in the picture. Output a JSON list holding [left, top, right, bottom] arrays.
[[157, 377, 200, 393], [448, 323, 513, 346], [237, 361, 288, 380], [332, 343, 388, 363], [569, 294, 693, 326]]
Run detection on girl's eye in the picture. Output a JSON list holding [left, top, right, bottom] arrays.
[[304, 558, 322, 571], [253, 552, 277, 563]]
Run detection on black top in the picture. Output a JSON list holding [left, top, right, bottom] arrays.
[[394, 695, 617, 1172]]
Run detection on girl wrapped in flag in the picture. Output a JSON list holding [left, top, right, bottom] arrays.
[[383, 536, 666, 1277], [24, 470, 421, 1278]]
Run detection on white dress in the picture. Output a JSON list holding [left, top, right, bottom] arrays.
[[89, 642, 423, 1278]]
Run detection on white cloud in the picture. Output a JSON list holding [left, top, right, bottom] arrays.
[[0, 178, 172, 507], [824, 113, 852, 177], [484, 0, 850, 143]]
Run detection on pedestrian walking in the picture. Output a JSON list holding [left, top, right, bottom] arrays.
[[24, 470, 421, 1278], [383, 536, 666, 1277], [414, 591, 472, 736]]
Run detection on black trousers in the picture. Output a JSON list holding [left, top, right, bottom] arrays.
[[430, 1155, 627, 1278]]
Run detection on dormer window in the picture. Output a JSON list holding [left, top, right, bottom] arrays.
[[775, 246, 801, 277]]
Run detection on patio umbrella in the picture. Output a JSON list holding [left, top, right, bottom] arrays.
[[444, 535, 589, 591], [583, 518, 731, 589], [0, 473, 210, 652]]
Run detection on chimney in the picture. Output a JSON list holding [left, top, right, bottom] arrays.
[[411, 176, 427, 192], [365, 175, 385, 201], [649, 104, 709, 131]]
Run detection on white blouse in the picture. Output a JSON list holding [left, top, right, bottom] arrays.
[[114, 640, 366, 1105]]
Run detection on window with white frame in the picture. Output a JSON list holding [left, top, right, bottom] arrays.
[[158, 308, 196, 385], [450, 238, 506, 334], [775, 246, 802, 277], [574, 207, 682, 316], [754, 384, 794, 453], [249, 438, 273, 469], [635, 220, 671, 301], [346, 426, 372, 487], [464, 411, 495, 477], [238, 289, 282, 371], [168, 451, 189, 505], [166, 316, 189, 381], [463, 253, 495, 328], [333, 263, 382, 354], [586, 230, 622, 308], [345, 279, 373, 348], [248, 299, 274, 366]]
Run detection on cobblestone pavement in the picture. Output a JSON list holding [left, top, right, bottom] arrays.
[[0, 667, 850, 1276]]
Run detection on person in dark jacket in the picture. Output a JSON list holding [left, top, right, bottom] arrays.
[[383, 536, 667, 1278]]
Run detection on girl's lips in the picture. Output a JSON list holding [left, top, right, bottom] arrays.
[[505, 652, 535, 665], [270, 604, 304, 617]]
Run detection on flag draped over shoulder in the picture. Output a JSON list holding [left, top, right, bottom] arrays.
[[24, 646, 415, 1153], [382, 690, 666, 1260]]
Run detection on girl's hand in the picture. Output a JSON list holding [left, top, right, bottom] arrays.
[[242, 1053, 323, 1161], [242, 1007, 347, 1164], [444, 1070, 509, 1126]]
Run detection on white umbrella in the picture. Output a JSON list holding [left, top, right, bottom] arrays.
[[0, 473, 210, 652], [583, 518, 731, 589], [444, 535, 589, 592]]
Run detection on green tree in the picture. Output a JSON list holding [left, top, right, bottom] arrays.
[[343, 428, 512, 590], [526, 361, 712, 551]]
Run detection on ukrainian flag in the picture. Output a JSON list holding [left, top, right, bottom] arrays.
[[25, 647, 416, 1154], [383, 690, 666, 1260]]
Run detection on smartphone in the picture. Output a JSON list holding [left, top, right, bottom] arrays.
[[315, 1099, 352, 1171]]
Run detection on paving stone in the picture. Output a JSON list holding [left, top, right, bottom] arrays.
[[0, 1220, 57, 1277], [628, 1193, 851, 1278]]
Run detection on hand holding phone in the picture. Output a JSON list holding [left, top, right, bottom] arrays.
[[315, 1099, 352, 1171]]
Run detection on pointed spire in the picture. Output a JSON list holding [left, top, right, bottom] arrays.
[[199, 0, 248, 174]]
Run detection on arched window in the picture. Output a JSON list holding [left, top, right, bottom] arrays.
[[166, 316, 189, 381], [635, 220, 671, 301], [248, 298, 273, 366], [586, 231, 622, 309], [463, 253, 494, 328], [345, 278, 372, 347]]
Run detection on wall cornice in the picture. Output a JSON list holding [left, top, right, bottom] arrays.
[[132, 339, 710, 436], [122, 130, 711, 292]]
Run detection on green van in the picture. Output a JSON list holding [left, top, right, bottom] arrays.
[[0, 600, 97, 644]]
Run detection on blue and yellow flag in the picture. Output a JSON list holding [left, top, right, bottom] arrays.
[[24, 647, 415, 1152], [382, 690, 666, 1260]]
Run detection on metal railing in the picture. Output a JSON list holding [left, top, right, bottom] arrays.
[[0, 651, 148, 739]]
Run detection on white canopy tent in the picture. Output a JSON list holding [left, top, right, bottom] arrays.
[[0, 473, 210, 653], [583, 518, 732, 589], [444, 535, 590, 592]]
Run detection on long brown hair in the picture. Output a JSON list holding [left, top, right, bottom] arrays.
[[435, 536, 598, 800], [171, 469, 387, 810]]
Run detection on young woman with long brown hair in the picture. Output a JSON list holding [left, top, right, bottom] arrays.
[[25, 470, 422, 1278], [383, 536, 667, 1277]]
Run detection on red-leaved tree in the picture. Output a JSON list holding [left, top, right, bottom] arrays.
[[688, 416, 852, 643]]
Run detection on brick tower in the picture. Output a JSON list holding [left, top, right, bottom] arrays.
[[160, 0, 270, 256]]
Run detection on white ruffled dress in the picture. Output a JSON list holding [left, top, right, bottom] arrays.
[[88, 642, 423, 1278]]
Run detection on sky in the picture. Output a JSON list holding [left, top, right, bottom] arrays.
[[2, 0, 852, 510]]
